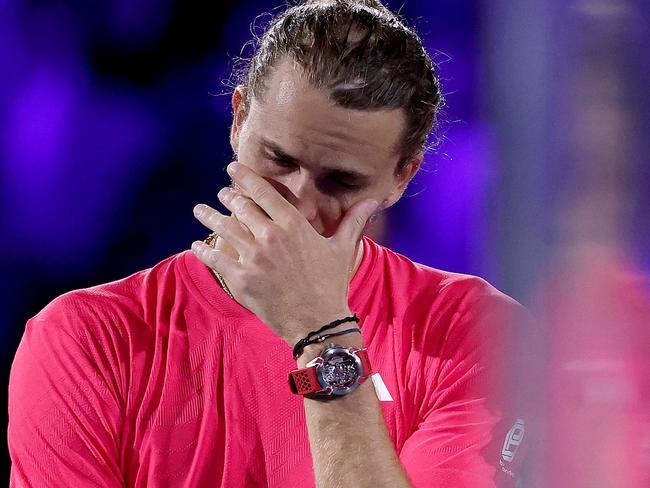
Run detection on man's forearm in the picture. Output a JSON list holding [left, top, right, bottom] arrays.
[[297, 333, 413, 488]]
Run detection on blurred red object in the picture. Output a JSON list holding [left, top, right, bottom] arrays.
[[542, 244, 650, 488]]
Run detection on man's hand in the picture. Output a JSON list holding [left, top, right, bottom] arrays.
[[191, 161, 378, 345]]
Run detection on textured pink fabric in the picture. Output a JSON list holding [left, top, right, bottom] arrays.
[[8, 236, 538, 487]]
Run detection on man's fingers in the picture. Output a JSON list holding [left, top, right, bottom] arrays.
[[226, 162, 298, 224], [334, 199, 380, 245], [191, 241, 241, 281], [193, 203, 253, 252], [217, 187, 271, 240]]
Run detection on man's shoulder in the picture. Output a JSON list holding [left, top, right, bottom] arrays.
[[369, 237, 520, 312], [28, 250, 189, 336]]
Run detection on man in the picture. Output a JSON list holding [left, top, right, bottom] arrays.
[[8, 1, 540, 487]]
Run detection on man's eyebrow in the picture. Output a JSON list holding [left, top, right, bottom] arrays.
[[260, 138, 372, 183], [261, 139, 301, 165]]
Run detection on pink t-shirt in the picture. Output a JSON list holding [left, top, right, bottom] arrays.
[[8, 236, 539, 487]]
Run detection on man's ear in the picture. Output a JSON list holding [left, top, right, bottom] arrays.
[[382, 153, 423, 209], [230, 86, 248, 156]]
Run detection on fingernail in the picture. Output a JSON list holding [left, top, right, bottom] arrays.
[[217, 187, 230, 201], [191, 241, 203, 253], [226, 162, 239, 175], [193, 204, 204, 217]]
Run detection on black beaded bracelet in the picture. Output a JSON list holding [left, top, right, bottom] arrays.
[[293, 314, 360, 359], [299, 327, 361, 351]]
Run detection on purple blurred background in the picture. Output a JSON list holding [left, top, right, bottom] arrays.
[[2, 0, 649, 483]]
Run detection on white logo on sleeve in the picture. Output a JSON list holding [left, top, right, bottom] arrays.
[[501, 418, 525, 463], [370, 373, 393, 402]]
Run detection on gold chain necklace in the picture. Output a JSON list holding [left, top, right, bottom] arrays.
[[203, 232, 235, 300]]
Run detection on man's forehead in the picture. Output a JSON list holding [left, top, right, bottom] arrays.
[[249, 60, 406, 158]]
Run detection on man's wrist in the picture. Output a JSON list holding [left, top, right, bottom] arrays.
[[296, 323, 364, 367], [288, 309, 354, 343]]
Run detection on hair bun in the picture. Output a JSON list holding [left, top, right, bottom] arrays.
[[302, 0, 389, 10]]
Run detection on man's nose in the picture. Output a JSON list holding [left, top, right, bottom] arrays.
[[285, 173, 319, 223]]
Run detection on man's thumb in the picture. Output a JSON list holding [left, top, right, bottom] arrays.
[[335, 199, 380, 243]]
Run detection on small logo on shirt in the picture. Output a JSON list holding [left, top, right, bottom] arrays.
[[370, 373, 393, 402], [501, 418, 525, 463]]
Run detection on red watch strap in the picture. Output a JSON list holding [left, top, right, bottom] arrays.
[[289, 364, 321, 395], [355, 348, 373, 380]]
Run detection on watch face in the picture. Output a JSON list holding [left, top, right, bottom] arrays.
[[316, 345, 363, 396]]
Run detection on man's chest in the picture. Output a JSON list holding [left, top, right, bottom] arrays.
[[123, 320, 405, 487]]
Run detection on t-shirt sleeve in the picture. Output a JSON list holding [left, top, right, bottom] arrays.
[[398, 288, 543, 488], [8, 294, 126, 487]]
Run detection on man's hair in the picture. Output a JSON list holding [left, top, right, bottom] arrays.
[[233, 0, 444, 174]]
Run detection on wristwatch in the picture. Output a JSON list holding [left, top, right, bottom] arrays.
[[288, 344, 373, 398]]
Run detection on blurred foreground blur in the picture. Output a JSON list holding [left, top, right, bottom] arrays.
[[530, 1, 650, 486]]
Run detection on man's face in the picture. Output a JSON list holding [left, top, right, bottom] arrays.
[[230, 59, 420, 237]]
